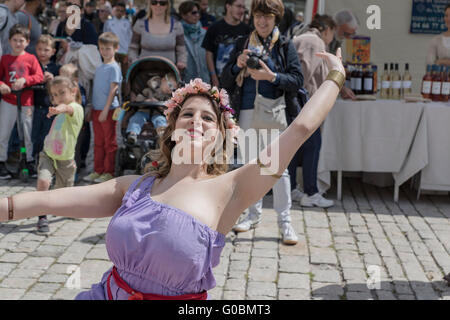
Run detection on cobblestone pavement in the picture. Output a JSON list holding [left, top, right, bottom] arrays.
[[0, 174, 449, 300]]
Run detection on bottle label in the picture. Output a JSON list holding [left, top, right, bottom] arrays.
[[364, 78, 373, 91], [392, 81, 402, 89], [355, 78, 362, 90], [382, 81, 390, 89], [402, 81, 412, 89], [432, 82, 442, 95], [422, 81, 432, 94], [442, 82, 450, 95]]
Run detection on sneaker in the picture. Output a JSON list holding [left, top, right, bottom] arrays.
[[280, 222, 298, 245], [36, 216, 49, 234], [291, 189, 305, 202], [27, 161, 37, 178], [127, 132, 138, 144], [0, 162, 11, 179], [94, 173, 114, 183], [83, 172, 101, 183], [232, 214, 261, 233], [300, 193, 334, 208]]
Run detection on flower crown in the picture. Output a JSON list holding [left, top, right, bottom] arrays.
[[165, 78, 235, 117]]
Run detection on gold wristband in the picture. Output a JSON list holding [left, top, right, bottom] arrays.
[[326, 70, 346, 90], [256, 158, 282, 179]]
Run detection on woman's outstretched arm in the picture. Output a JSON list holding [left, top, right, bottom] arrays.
[[0, 175, 139, 222], [220, 49, 344, 233]]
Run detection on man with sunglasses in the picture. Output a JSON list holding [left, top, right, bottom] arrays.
[[201, 0, 250, 87]]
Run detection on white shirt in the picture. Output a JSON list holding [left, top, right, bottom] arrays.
[[103, 16, 132, 54]]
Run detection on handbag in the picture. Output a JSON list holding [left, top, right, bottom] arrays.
[[251, 80, 288, 130]]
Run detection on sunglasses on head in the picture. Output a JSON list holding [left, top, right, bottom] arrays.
[[151, 0, 168, 5]]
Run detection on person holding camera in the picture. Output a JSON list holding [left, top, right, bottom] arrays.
[[221, 0, 303, 245]]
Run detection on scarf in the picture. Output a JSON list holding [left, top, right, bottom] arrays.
[[181, 20, 203, 43], [236, 26, 280, 87]]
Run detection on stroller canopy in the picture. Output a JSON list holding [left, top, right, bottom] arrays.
[[125, 56, 182, 98]]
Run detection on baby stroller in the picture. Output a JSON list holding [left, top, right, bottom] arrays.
[[115, 56, 181, 177]]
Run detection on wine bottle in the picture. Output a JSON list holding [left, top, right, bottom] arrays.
[[391, 63, 402, 100], [402, 63, 412, 98], [431, 65, 442, 102], [380, 63, 390, 99], [441, 66, 450, 102], [421, 65, 432, 99]]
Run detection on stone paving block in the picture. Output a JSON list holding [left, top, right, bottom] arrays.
[[78, 260, 113, 289], [8, 268, 45, 279], [20, 292, 53, 300], [12, 241, 41, 253], [0, 252, 27, 263], [31, 245, 66, 258], [224, 278, 246, 291], [346, 291, 373, 300], [277, 273, 309, 290], [304, 211, 329, 228], [0, 277, 36, 289], [29, 282, 61, 294], [85, 247, 110, 260], [393, 280, 414, 295], [250, 257, 278, 270], [52, 287, 83, 300], [223, 290, 245, 300], [17, 257, 55, 270], [279, 255, 310, 273], [278, 288, 310, 300], [311, 281, 344, 298], [57, 242, 93, 264], [229, 259, 249, 272], [278, 240, 308, 256], [375, 290, 397, 300], [310, 247, 338, 265], [335, 243, 358, 251], [307, 228, 333, 248], [310, 266, 341, 283], [337, 250, 364, 268], [251, 248, 278, 258], [333, 236, 355, 244], [247, 281, 277, 298], [208, 286, 223, 300], [397, 294, 416, 300], [342, 268, 367, 281], [39, 273, 69, 284], [227, 270, 247, 279], [0, 288, 25, 300], [248, 267, 277, 282]]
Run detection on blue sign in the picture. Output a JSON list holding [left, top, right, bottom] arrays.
[[410, 0, 448, 34]]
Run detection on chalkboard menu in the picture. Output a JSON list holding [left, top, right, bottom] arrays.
[[410, 0, 448, 34]]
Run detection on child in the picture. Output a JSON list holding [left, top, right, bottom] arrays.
[[126, 72, 176, 144], [35, 76, 84, 233], [0, 24, 44, 179], [83, 32, 122, 183], [32, 35, 61, 172], [59, 63, 90, 177]]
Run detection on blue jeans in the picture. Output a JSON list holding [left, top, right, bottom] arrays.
[[31, 106, 53, 159], [126, 111, 167, 134], [288, 128, 322, 196]]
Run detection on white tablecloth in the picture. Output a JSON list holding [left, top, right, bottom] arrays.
[[419, 102, 450, 192], [318, 99, 433, 197]]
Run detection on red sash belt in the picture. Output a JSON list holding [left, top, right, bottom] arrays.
[[106, 266, 208, 300]]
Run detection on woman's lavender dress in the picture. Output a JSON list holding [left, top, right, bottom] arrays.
[[75, 175, 226, 300]]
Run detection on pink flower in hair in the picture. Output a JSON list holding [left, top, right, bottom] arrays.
[[219, 88, 229, 107], [191, 78, 211, 92]]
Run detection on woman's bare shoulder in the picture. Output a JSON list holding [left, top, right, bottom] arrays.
[[114, 175, 142, 194]]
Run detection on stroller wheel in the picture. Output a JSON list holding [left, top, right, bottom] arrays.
[[115, 148, 125, 177]]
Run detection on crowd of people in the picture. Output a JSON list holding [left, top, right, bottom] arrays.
[[0, 0, 352, 300]]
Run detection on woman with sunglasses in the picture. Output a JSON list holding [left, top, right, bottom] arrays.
[[128, 0, 187, 72], [178, 1, 210, 83], [221, 0, 304, 245]]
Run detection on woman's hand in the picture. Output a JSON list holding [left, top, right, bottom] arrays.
[[315, 47, 345, 75], [237, 49, 252, 68], [247, 59, 276, 82]]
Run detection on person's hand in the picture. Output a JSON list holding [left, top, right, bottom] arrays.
[[43, 71, 54, 83], [0, 83, 11, 95], [211, 73, 219, 87], [247, 59, 276, 82], [176, 62, 186, 70], [237, 49, 251, 68], [341, 86, 356, 100], [98, 110, 108, 123], [11, 78, 26, 91], [315, 47, 345, 75], [47, 104, 67, 118]]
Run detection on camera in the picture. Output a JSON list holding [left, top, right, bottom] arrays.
[[246, 52, 264, 70]]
